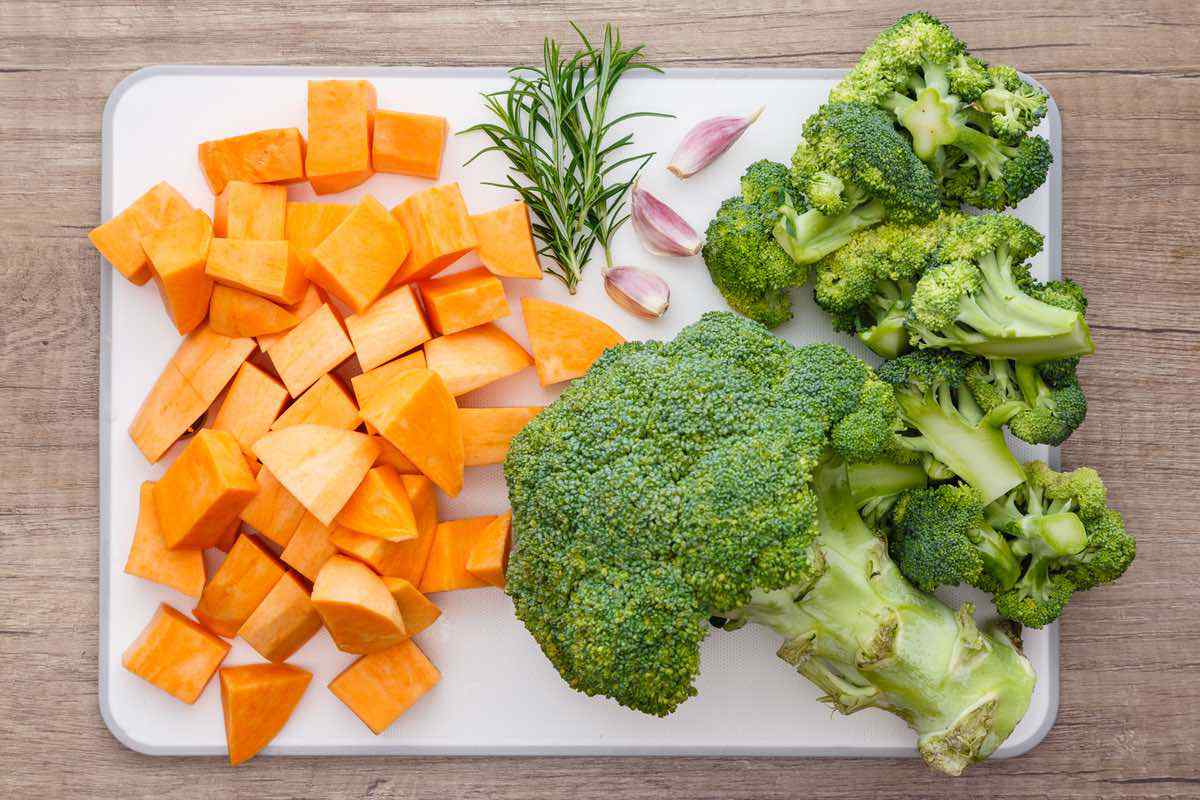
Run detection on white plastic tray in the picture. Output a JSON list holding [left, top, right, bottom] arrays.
[[99, 66, 1061, 758]]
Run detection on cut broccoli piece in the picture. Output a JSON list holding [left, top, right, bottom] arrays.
[[965, 357, 1087, 446]]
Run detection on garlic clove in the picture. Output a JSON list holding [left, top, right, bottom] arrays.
[[603, 266, 670, 319], [630, 181, 702, 257], [667, 106, 764, 179]]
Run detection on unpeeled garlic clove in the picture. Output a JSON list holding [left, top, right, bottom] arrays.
[[667, 106, 764, 179], [630, 181, 702, 257], [603, 266, 670, 319]]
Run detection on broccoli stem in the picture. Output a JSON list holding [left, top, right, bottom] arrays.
[[732, 458, 1036, 776], [773, 201, 887, 265], [967, 522, 1023, 590], [848, 460, 929, 505], [860, 308, 910, 359]]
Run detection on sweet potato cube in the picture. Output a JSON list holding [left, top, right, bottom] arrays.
[[465, 511, 512, 588], [124, 482, 206, 597], [335, 465, 418, 542], [372, 436, 420, 473], [460, 407, 542, 467], [381, 578, 441, 637], [206, 239, 307, 306], [418, 267, 510, 336], [330, 474, 437, 581], [253, 424, 379, 526], [122, 604, 230, 704], [267, 303, 354, 396], [141, 209, 214, 334], [271, 373, 358, 432], [419, 516, 495, 593], [90, 181, 194, 285], [257, 284, 327, 353], [309, 195, 410, 313], [390, 183, 477, 285], [470, 201, 543, 280], [351, 351, 426, 435], [345, 285, 432, 371], [209, 285, 298, 338], [214, 181, 287, 240], [240, 467, 307, 547], [220, 663, 312, 766], [199, 128, 306, 195], [359, 368, 463, 497], [306, 79, 377, 195], [328, 640, 440, 734], [423, 323, 533, 396], [238, 572, 324, 663], [281, 514, 338, 581], [212, 362, 289, 455], [153, 429, 258, 550], [312, 555, 406, 654], [285, 201, 350, 274], [522, 297, 625, 385], [372, 110, 447, 179], [193, 533, 285, 637]]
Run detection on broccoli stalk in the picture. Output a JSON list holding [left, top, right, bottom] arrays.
[[847, 459, 928, 528], [774, 197, 886, 266]]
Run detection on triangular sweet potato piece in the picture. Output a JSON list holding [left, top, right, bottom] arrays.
[[210, 285, 299, 338], [334, 465, 419, 541], [312, 555, 406, 654], [381, 577, 441, 637], [521, 297, 624, 385], [124, 482, 206, 597], [219, 663, 312, 765], [253, 425, 379, 526], [423, 323, 532, 396]]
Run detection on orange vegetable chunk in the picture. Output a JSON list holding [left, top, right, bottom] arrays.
[[465, 511, 512, 588], [212, 362, 289, 455], [271, 373, 358, 432], [312, 555, 406, 654], [351, 351, 426, 435], [423, 323, 533, 396], [306, 79, 377, 195], [90, 181, 194, 285], [372, 110, 447, 179], [198, 127, 306, 195], [522, 297, 625, 385], [267, 303, 354, 396], [470, 201, 543, 280], [124, 482, 206, 597], [359, 368, 463, 496], [193, 533, 285, 637], [281, 513, 339, 581], [330, 474, 437, 581], [153, 429, 258, 550], [285, 201, 351, 276], [381, 578, 441, 637], [310, 195, 410, 313], [210, 285, 299, 338], [460, 406, 542, 467], [240, 466, 307, 548], [141, 209, 214, 334], [335, 465, 418, 541], [253, 424, 379, 526], [419, 516, 495, 593], [220, 663, 312, 766], [418, 266, 510, 335], [328, 640, 440, 734], [257, 284, 326, 353], [238, 572, 324, 663], [214, 181, 287, 240], [390, 184, 477, 286], [372, 436, 420, 473], [206, 239, 307, 306], [345, 285, 432, 371], [122, 604, 230, 704]]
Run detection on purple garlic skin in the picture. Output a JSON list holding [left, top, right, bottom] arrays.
[[630, 181, 702, 257], [603, 266, 670, 319], [667, 106, 764, 179]]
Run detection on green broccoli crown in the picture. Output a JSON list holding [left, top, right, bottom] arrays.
[[979, 65, 1049, 142], [965, 358, 1087, 447], [740, 158, 802, 217], [937, 213, 1044, 264], [504, 312, 898, 715], [940, 135, 1053, 211], [878, 347, 972, 394]]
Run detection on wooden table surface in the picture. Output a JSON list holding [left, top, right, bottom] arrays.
[[2, 1, 1198, 797]]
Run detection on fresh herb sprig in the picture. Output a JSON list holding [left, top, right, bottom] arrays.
[[464, 24, 667, 293]]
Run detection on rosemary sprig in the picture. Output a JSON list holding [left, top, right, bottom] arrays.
[[463, 24, 668, 293]]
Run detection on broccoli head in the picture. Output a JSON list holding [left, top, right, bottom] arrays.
[[965, 357, 1087, 446]]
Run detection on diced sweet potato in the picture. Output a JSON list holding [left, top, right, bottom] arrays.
[[372, 111, 447, 179], [335, 465, 418, 542], [141, 208, 214, 334], [199, 128, 306, 195], [153, 429, 258, 550], [350, 351, 426, 435], [240, 467, 307, 548], [419, 516, 495, 593], [122, 604, 230, 704], [329, 474, 437, 581], [219, 663, 312, 766], [358, 368, 463, 496], [470, 201, 542, 280], [257, 284, 327, 353], [390, 184, 477, 285], [309, 195, 410, 313], [306, 79, 377, 195], [459, 406, 542, 467], [372, 436, 420, 473], [328, 640, 440, 734], [418, 266, 510, 336], [465, 511, 512, 588], [281, 513, 338, 581], [238, 572, 324, 663], [214, 181, 287, 240], [381, 578, 441, 637], [90, 181, 194, 285], [285, 202, 351, 275], [423, 324, 533, 396], [124, 482, 206, 597], [521, 297, 625, 385], [253, 424, 379, 526], [271, 373, 358, 432], [345, 285, 432, 371], [312, 555, 406, 654], [267, 303, 354, 397], [212, 362, 289, 455], [206, 239, 307, 305], [193, 533, 285, 637], [210, 285, 299, 338]]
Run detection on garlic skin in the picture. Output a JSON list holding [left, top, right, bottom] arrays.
[[667, 106, 764, 179], [603, 267, 670, 319], [630, 181, 702, 257]]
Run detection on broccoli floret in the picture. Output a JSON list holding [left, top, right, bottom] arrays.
[[908, 214, 1095, 361], [831, 12, 1052, 210], [965, 358, 1087, 446]]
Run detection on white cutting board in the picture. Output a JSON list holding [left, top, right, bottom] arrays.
[[99, 66, 1061, 758]]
